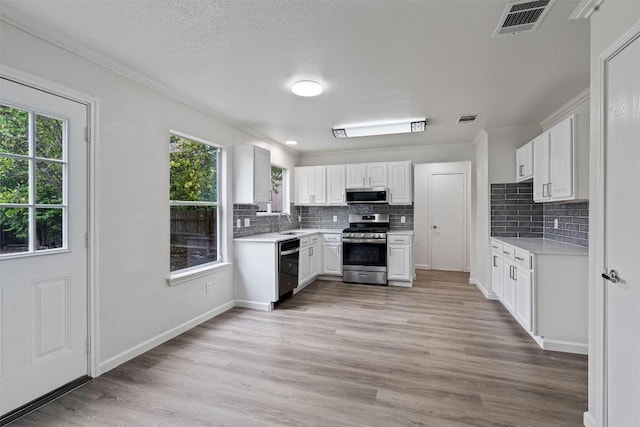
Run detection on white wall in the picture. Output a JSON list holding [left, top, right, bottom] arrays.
[[299, 143, 475, 166], [470, 131, 489, 293], [587, 3, 640, 426], [0, 21, 293, 374]]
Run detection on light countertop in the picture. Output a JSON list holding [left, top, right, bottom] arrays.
[[387, 230, 414, 236], [493, 237, 588, 256], [234, 228, 342, 243]]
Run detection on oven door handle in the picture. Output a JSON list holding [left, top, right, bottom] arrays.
[[342, 238, 387, 244], [280, 248, 300, 256]]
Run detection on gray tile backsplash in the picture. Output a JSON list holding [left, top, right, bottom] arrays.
[[543, 201, 589, 247], [491, 182, 589, 247], [491, 182, 544, 238], [234, 203, 414, 237]]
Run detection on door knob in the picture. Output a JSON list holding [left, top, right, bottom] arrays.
[[432, 225, 438, 229], [602, 269, 620, 283]]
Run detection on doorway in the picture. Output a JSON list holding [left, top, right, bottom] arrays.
[[0, 77, 90, 417]]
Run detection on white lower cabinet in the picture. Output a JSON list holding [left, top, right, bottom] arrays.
[[387, 233, 414, 286], [299, 246, 310, 286], [310, 241, 321, 278], [298, 234, 322, 289], [322, 233, 342, 275], [489, 238, 588, 354]]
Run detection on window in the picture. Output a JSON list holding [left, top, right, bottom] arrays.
[[1, 105, 66, 256], [257, 165, 287, 214], [169, 134, 221, 272]]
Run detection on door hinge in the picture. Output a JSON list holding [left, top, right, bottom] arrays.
[[85, 232, 91, 248], [85, 126, 91, 143]]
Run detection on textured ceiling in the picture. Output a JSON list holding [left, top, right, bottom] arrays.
[[0, 0, 590, 153]]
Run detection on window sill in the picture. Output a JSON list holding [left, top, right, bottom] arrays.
[[167, 261, 233, 287]]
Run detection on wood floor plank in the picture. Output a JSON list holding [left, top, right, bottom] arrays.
[[11, 270, 587, 426]]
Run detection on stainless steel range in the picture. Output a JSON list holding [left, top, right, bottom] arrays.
[[342, 214, 389, 285]]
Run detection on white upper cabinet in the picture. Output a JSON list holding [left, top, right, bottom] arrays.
[[294, 166, 326, 205], [516, 140, 533, 182], [346, 163, 388, 188], [532, 114, 588, 203], [234, 144, 271, 204], [387, 161, 412, 205], [326, 165, 346, 205]]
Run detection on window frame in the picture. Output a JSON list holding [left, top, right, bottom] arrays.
[[0, 105, 69, 259], [168, 131, 223, 277], [256, 164, 289, 216]]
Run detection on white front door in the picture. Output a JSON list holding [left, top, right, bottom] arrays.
[[430, 172, 465, 271], [604, 34, 640, 427], [0, 78, 89, 416]]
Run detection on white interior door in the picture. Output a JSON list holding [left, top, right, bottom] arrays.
[[604, 35, 640, 427], [429, 172, 465, 271], [0, 78, 89, 416]]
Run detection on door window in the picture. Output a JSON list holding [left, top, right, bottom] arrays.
[[1, 105, 67, 255]]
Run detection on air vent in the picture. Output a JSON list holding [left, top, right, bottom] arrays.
[[457, 114, 479, 124], [493, 0, 555, 37]]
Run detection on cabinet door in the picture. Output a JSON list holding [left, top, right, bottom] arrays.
[[310, 243, 322, 278], [516, 141, 533, 182], [388, 245, 411, 280], [298, 247, 309, 285], [492, 252, 503, 301], [254, 146, 271, 203], [549, 116, 574, 200], [311, 166, 327, 204], [532, 132, 550, 202], [326, 165, 346, 205], [367, 163, 388, 187], [502, 261, 516, 314], [346, 164, 367, 188], [322, 243, 342, 275], [388, 161, 412, 205], [515, 267, 532, 332], [294, 167, 311, 205]]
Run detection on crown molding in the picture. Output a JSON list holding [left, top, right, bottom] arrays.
[[0, 12, 300, 156], [569, 0, 604, 20], [483, 124, 541, 134], [540, 88, 590, 130]]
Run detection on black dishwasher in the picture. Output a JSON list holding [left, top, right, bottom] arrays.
[[278, 239, 300, 298]]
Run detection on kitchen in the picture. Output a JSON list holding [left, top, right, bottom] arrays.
[[0, 1, 639, 426]]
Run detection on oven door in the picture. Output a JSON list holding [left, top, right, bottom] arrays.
[[342, 239, 387, 267]]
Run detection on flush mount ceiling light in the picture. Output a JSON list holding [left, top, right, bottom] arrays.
[[285, 140, 298, 145], [332, 119, 427, 139], [291, 80, 323, 97]]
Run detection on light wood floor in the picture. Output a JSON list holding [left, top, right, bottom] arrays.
[[13, 270, 587, 426]]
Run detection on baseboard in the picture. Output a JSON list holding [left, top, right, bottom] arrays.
[[541, 338, 588, 355], [388, 280, 412, 288], [234, 300, 272, 311], [469, 278, 498, 300], [316, 274, 343, 281], [415, 264, 430, 270], [583, 411, 596, 427], [98, 300, 235, 374]]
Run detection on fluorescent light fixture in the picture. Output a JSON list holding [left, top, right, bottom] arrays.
[[332, 119, 427, 138], [291, 80, 323, 97], [285, 140, 298, 145]]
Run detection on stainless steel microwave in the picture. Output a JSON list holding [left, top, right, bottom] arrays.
[[345, 187, 389, 204]]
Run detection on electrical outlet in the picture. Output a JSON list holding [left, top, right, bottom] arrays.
[[205, 282, 212, 294], [333, 215, 337, 222], [237, 218, 241, 228], [554, 218, 559, 229], [244, 218, 250, 227], [401, 216, 406, 223]]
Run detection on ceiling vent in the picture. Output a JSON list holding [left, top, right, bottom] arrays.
[[493, 0, 555, 37], [457, 114, 479, 124]]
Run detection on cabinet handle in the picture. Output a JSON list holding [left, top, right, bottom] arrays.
[[513, 266, 517, 281], [491, 245, 499, 249], [493, 256, 498, 267], [503, 251, 510, 255], [547, 182, 552, 197], [542, 183, 547, 197], [369, 176, 371, 186], [519, 165, 524, 177], [515, 256, 525, 261], [269, 190, 273, 202]]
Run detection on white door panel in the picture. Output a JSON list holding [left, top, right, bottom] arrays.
[[0, 78, 88, 415], [605, 35, 640, 427], [430, 173, 465, 271]]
